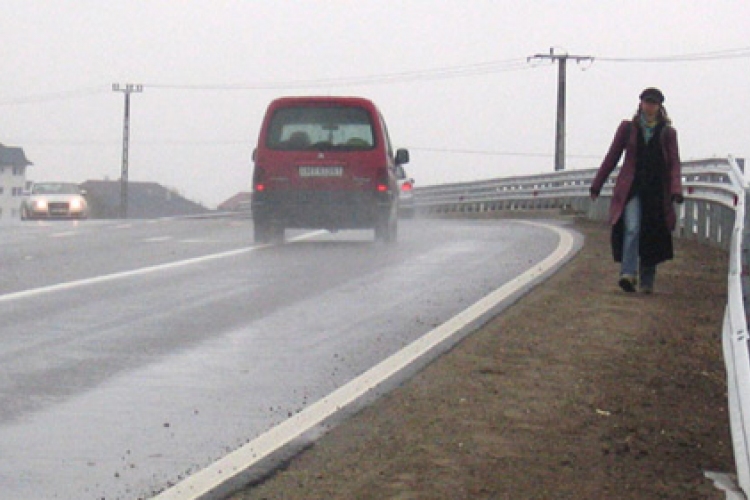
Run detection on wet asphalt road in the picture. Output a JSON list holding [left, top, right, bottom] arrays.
[[0, 217, 562, 499]]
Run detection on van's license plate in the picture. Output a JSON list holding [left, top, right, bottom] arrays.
[[298, 166, 343, 177]]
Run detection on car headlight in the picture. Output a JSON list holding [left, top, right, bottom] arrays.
[[33, 199, 48, 210], [70, 197, 84, 211]]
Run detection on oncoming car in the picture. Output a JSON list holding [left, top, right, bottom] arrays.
[[21, 182, 89, 220]]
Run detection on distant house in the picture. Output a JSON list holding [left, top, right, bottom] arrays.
[[0, 143, 32, 222], [81, 180, 210, 219], [217, 191, 251, 212]]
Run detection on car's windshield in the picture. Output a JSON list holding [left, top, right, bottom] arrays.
[[266, 106, 375, 151], [32, 183, 81, 195]]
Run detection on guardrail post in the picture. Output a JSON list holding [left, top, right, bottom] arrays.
[[741, 190, 750, 334], [721, 205, 737, 250], [730, 189, 750, 495]]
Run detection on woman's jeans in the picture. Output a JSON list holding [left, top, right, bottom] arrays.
[[622, 195, 656, 287]]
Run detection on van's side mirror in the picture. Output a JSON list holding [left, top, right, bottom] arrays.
[[252, 148, 257, 162], [395, 148, 409, 165]]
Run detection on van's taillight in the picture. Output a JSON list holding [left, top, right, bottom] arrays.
[[253, 167, 267, 192], [376, 168, 390, 193], [401, 181, 413, 192]]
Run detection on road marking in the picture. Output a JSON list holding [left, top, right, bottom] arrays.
[[0, 248, 254, 304], [49, 231, 77, 238], [0, 232, 323, 304], [152, 221, 579, 500]]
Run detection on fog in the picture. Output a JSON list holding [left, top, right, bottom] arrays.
[[1, 1, 748, 207]]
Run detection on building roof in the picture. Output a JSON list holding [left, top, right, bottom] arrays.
[[0, 143, 33, 166], [217, 191, 251, 211]]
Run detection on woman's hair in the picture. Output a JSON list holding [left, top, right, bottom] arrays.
[[633, 104, 672, 126]]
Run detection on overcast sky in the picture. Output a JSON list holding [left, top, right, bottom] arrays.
[[1, 1, 748, 208]]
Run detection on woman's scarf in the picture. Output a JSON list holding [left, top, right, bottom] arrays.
[[639, 113, 658, 143]]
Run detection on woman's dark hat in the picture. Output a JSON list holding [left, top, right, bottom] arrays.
[[639, 87, 665, 104]]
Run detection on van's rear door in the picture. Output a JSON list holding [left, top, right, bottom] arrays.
[[255, 99, 387, 193]]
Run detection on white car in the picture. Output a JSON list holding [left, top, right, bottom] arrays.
[[21, 182, 89, 220], [395, 164, 415, 218]]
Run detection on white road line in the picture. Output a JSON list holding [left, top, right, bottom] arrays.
[[152, 221, 579, 500], [0, 231, 324, 304], [0, 248, 253, 304]]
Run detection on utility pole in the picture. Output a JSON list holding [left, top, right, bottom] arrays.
[[112, 83, 143, 218], [528, 48, 593, 171]]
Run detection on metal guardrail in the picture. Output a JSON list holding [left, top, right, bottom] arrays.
[[414, 156, 750, 497], [414, 158, 742, 249]]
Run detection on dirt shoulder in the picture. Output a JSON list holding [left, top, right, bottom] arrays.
[[229, 217, 734, 500]]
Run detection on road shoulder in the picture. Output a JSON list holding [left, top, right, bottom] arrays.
[[231, 217, 733, 500]]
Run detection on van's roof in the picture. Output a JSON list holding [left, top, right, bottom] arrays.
[[267, 96, 378, 109]]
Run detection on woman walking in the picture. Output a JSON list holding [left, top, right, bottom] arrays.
[[590, 87, 684, 294]]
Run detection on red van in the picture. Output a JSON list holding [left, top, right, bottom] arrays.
[[250, 96, 409, 243]]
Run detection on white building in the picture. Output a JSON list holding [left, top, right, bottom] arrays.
[[0, 143, 32, 222]]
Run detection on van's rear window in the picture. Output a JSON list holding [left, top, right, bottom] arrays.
[[266, 106, 375, 151]]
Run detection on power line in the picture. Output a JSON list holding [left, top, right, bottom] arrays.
[[2, 46, 749, 105], [411, 146, 599, 160], [596, 46, 750, 63], [412, 147, 550, 158], [0, 86, 108, 105], [143, 46, 750, 91], [144, 58, 531, 90], [523, 45, 750, 172]]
